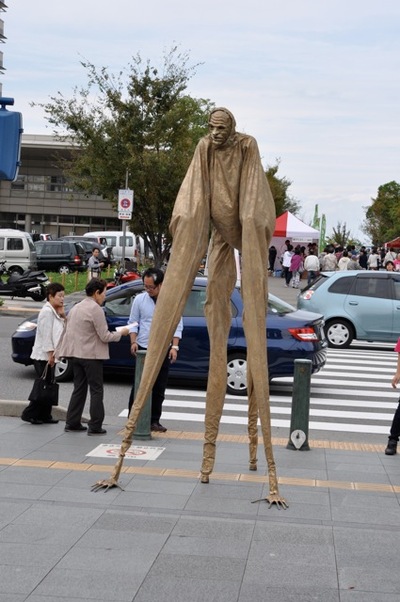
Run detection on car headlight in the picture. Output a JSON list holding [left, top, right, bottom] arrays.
[[16, 321, 37, 332]]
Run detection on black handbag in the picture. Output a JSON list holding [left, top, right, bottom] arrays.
[[28, 364, 59, 406]]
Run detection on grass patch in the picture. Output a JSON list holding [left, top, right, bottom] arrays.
[[47, 266, 114, 295]]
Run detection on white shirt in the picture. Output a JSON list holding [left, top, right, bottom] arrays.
[[304, 255, 320, 271]]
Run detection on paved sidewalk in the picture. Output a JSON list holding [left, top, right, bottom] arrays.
[[1, 415, 400, 601]]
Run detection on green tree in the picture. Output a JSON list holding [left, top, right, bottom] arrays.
[[36, 47, 213, 266], [326, 221, 360, 248], [265, 160, 301, 216], [362, 181, 400, 245]]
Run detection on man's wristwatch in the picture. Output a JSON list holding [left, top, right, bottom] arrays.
[[171, 345, 179, 351]]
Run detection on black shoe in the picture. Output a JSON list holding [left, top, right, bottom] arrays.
[[64, 424, 87, 432], [385, 439, 397, 455], [43, 418, 59, 424], [87, 428, 107, 436], [21, 415, 39, 424], [30, 418, 43, 425], [151, 422, 167, 433]]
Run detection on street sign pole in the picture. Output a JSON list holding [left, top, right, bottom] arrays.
[[118, 170, 133, 270]]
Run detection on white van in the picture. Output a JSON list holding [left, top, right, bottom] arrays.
[[0, 229, 37, 273], [83, 231, 137, 262]]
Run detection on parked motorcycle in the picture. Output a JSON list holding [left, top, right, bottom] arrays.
[[106, 263, 141, 289], [0, 260, 50, 301]]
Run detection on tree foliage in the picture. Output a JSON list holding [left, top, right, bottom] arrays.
[[265, 160, 300, 216], [36, 47, 213, 265], [326, 221, 360, 248], [362, 181, 400, 245]]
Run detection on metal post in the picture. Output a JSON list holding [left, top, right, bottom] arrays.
[[286, 358, 312, 451], [121, 169, 129, 271], [132, 350, 152, 440]]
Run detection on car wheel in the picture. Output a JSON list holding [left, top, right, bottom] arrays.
[[227, 352, 248, 396], [9, 266, 24, 276], [325, 319, 354, 348], [58, 265, 70, 274], [54, 358, 73, 382]]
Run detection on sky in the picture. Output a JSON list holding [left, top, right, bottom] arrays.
[[2, 0, 400, 243]]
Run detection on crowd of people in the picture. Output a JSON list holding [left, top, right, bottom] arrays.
[[268, 240, 400, 288]]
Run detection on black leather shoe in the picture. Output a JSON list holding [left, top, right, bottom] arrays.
[[151, 422, 167, 433], [87, 428, 107, 436], [21, 416, 43, 424], [64, 424, 87, 432], [385, 439, 397, 455]]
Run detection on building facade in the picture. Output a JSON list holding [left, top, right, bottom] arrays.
[[0, 134, 121, 237]]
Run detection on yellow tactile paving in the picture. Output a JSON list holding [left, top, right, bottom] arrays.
[[0, 458, 18, 465], [151, 430, 386, 453], [316, 479, 355, 490], [14, 459, 54, 468], [50, 462, 91, 471], [0, 432, 397, 494], [0, 455, 398, 493], [354, 482, 394, 492]]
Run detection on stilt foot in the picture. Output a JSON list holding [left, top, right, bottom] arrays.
[[200, 473, 209, 484], [91, 478, 125, 492], [252, 493, 288, 509]]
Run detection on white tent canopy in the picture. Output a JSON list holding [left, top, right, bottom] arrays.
[[270, 212, 320, 272]]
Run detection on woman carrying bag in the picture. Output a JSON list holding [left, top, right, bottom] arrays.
[[21, 282, 65, 425]]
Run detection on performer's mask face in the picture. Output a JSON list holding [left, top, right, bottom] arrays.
[[209, 111, 232, 146]]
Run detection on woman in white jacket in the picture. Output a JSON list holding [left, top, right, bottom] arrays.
[[21, 283, 65, 425]]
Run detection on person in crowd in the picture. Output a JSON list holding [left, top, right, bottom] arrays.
[[338, 250, 351, 271], [279, 239, 291, 261], [367, 247, 380, 270], [57, 278, 129, 435], [127, 268, 183, 432], [384, 337, 400, 455], [358, 248, 368, 269], [21, 282, 66, 425], [385, 260, 395, 272], [320, 246, 338, 271], [347, 254, 361, 270], [304, 249, 320, 284], [282, 244, 294, 287], [268, 245, 277, 274], [334, 246, 343, 262], [289, 247, 303, 288], [393, 253, 400, 272], [88, 247, 104, 279], [384, 247, 397, 267]]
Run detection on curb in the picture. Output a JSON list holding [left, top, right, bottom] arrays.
[[0, 400, 91, 423], [0, 306, 40, 318]]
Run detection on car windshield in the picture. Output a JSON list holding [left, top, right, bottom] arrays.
[[268, 293, 295, 314], [300, 273, 331, 293]]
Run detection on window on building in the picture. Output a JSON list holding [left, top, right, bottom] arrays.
[[11, 175, 26, 190]]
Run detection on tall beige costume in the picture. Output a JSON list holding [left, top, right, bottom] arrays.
[[94, 108, 287, 508]]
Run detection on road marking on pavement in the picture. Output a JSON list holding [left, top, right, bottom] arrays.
[[86, 443, 165, 460]]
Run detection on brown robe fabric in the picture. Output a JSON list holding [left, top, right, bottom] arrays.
[[111, 108, 284, 502]]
